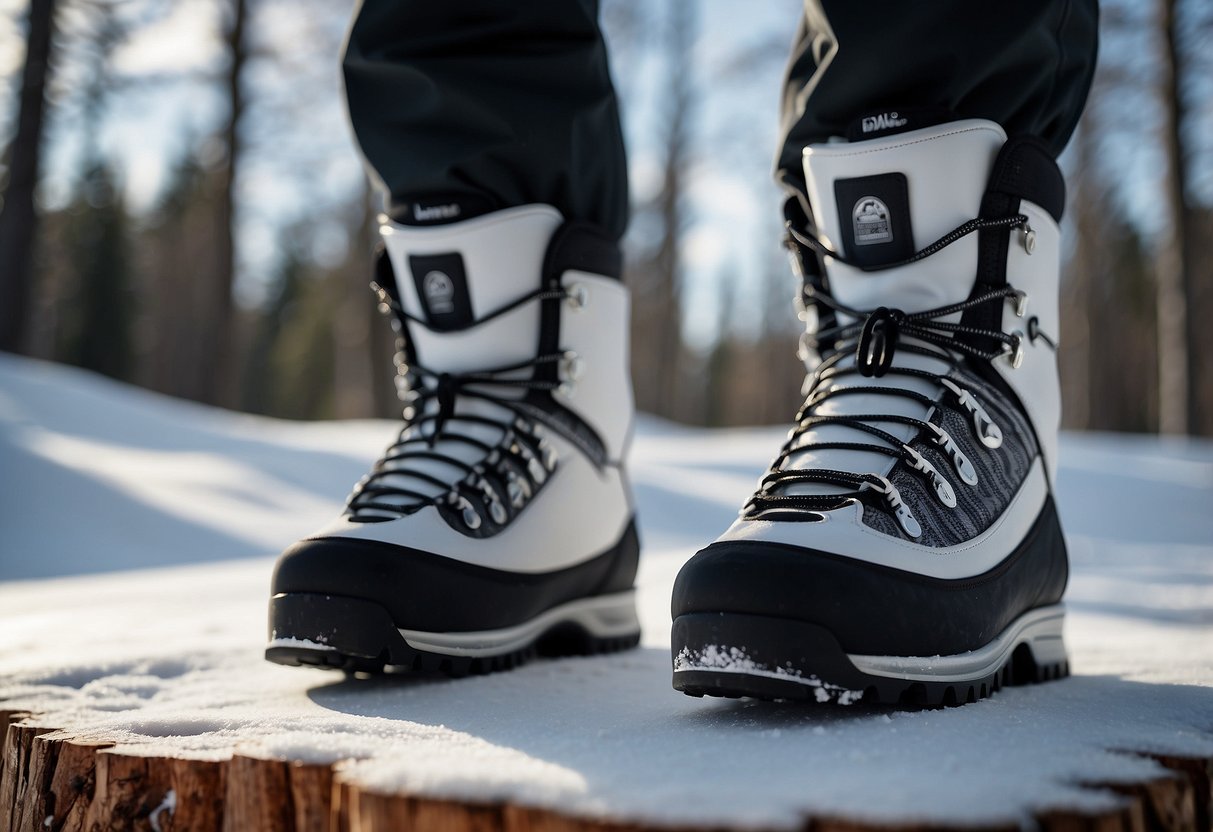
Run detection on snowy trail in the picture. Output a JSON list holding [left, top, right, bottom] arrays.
[[2, 354, 1213, 828]]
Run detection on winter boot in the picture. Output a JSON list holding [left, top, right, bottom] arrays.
[[267, 205, 640, 675], [671, 119, 1070, 705]]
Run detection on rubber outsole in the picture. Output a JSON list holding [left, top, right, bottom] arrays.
[[265, 592, 640, 677], [671, 610, 1069, 706]]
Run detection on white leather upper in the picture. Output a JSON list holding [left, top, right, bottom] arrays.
[[320, 205, 635, 572], [733, 119, 1064, 565], [717, 457, 1049, 580]]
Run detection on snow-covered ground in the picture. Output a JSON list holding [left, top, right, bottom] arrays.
[[2, 354, 1212, 828]]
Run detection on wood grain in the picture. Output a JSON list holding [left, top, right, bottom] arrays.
[[1, 717, 1210, 832]]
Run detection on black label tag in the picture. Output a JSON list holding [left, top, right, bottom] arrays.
[[834, 173, 914, 268], [409, 253, 474, 331]]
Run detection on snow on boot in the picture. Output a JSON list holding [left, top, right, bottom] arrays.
[[672, 119, 1069, 705], [267, 205, 640, 675]]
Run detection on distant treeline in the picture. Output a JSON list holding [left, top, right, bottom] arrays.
[[2, 0, 1211, 434]]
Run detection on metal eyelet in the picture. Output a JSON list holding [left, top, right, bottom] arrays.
[[449, 493, 482, 531], [797, 331, 811, 362], [893, 502, 922, 538], [940, 379, 1003, 449], [1010, 290, 1029, 318], [505, 469, 530, 507], [926, 423, 979, 486], [514, 440, 548, 486], [1021, 221, 1036, 254], [865, 477, 922, 539], [527, 457, 548, 485], [537, 438, 558, 472], [566, 283, 588, 311], [904, 446, 958, 508], [792, 291, 808, 320], [475, 477, 508, 525], [1008, 333, 1025, 369], [559, 350, 584, 386]]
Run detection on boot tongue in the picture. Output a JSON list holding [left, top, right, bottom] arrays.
[[775, 120, 1008, 504], [380, 204, 563, 373], [802, 118, 1006, 317], [365, 206, 564, 514]]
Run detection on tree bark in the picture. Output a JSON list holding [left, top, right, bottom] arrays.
[[650, 3, 695, 421], [0, 0, 57, 354], [3, 719, 1213, 832], [201, 0, 248, 407], [1060, 119, 1096, 430], [1154, 0, 1192, 435]]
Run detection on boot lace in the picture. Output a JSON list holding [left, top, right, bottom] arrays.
[[743, 214, 1049, 537], [346, 280, 581, 532]]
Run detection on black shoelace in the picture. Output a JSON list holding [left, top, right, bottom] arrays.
[[347, 282, 576, 526], [742, 214, 1039, 536]]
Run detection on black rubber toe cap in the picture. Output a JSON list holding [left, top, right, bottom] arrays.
[[272, 520, 639, 632], [670, 498, 1067, 657]]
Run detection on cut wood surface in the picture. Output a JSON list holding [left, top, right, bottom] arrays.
[[1, 713, 1211, 832]]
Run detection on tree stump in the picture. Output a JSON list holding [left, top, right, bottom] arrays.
[[222, 755, 333, 832], [0, 719, 56, 832], [1, 715, 1211, 832]]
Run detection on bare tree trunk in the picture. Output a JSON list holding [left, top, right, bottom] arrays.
[[651, 1, 695, 419], [1061, 118, 1097, 431], [0, 0, 56, 353], [1188, 207, 1213, 435], [333, 186, 379, 419], [1154, 0, 1191, 435], [202, 0, 248, 406]]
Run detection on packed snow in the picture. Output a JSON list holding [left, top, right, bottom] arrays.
[[2, 353, 1212, 829], [673, 645, 865, 705]]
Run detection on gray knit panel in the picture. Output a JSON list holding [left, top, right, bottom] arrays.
[[861, 366, 1039, 547]]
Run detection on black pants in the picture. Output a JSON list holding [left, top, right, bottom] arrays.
[[344, 1, 1098, 242]]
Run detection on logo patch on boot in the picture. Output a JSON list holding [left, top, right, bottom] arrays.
[[408, 253, 473, 331], [834, 173, 914, 268], [852, 197, 892, 245]]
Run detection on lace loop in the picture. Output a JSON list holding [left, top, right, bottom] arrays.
[[856, 307, 901, 377]]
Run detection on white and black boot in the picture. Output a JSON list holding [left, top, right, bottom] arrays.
[[672, 119, 1069, 705], [267, 205, 640, 675]]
